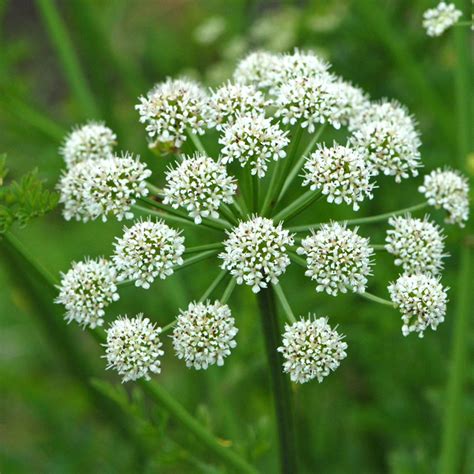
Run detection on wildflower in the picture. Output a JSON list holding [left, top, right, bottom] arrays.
[[206, 82, 268, 130], [105, 314, 163, 382], [302, 143, 376, 210], [136, 78, 208, 152], [220, 216, 294, 293], [113, 219, 185, 289], [423, 2, 462, 37], [233, 50, 282, 91], [163, 153, 237, 224], [297, 222, 374, 296], [278, 317, 348, 383], [385, 215, 447, 276], [57, 153, 151, 222], [332, 79, 370, 127], [219, 114, 289, 178], [172, 300, 238, 370], [56, 258, 119, 328], [419, 168, 470, 226], [350, 119, 421, 182], [388, 274, 448, 337], [274, 74, 344, 131], [60, 122, 116, 167]]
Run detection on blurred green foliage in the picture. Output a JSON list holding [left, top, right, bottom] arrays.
[[0, 0, 473, 473]]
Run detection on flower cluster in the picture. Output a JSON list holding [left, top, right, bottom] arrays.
[[385, 215, 446, 276], [419, 168, 470, 226], [56, 258, 119, 328], [60, 122, 116, 167], [388, 274, 448, 337], [302, 144, 375, 210], [220, 216, 294, 293], [136, 78, 208, 152], [105, 315, 163, 382], [163, 153, 237, 224], [172, 301, 238, 370], [219, 114, 289, 178], [278, 317, 348, 383], [54, 49, 470, 386], [206, 82, 268, 130], [58, 154, 151, 222], [297, 223, 374, 296], [113, 219, 185, 289], [422, 2, 462, 37]]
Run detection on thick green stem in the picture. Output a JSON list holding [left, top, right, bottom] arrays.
[[36, 0, 99, 118], [273, 190, 322, 223], [257, 287, 297, 474]]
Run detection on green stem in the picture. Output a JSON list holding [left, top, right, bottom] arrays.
[[277, 124, 326, 203], [139, 380, 258, 474], [36, 0, 99, 118], [273, 190, 322, 223], [289, 202, 428, 232], [273, 283, 296, 323], [359, 292, 394, 307], [199, 270, 228, 303], [185, 243, 223, 255], [257, 287, 298, 474], [186, 129, 207, 155], [439, 7, 473, 472], [146, 182, 164, 196], [371, 244, 387, 251], [133, 204, 197, 229], [221, 277, 236, 304], [289, 252, 306, 268], [176, 251, 219, 272]]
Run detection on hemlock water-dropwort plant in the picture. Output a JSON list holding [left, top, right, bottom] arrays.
[[56, 49, 470, 380]]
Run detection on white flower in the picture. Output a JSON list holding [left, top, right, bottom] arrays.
[[350, 119, 422, 182], [302, 143, 376, 211], [332, 79, 370, 128], [388, 274, 448, 337], [233, 50, 282, 90], [423, 2, 462, 37], [56, 258, 119, 328], [385, 215, 447, 276], [57, 153, 151, 222], [220, 216, 294, 293], [60, 122, 116, 167], [419, 168, 470, 226], [136, 78, 208, 152], [206, 82, 268, 130], [163, 153, 237, 224], [274, 74, 344, 131], [219, 114, 289, 178], [104, 314, 163, 382], [278, 317, 347, 384], [297, 222, 374, 296], [113, 219, 185, 289], [172, 300, 238, 370]]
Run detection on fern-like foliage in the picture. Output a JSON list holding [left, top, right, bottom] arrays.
[[0, 154, 59, 233]]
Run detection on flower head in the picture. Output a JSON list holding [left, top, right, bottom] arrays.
[[385, 215, 447, 276], [57, 153, 151, 222], [60, 122, 116, 167], [388, 274, 448, 337], [172, 300, 238, 370], [297, 222, 374, 296], [278, 317, 347, 383], [206, 82, 268, 130], [233, 50, 281, 91], [219, 114, 289, 178], [423, 2, 462, 37], [332, 79, 370, 127], [350, 120, 422, 182], [105, 314, 163, 382], [113, 219, 185, 289], [419, 168, 470, 226], [274, 74, 344, 131], [56, 258, 119, 328], [163, 153, 237, 224], [302, 143, 376, 210], [220, 216, 294, 293], [136, 78, 208, 152]]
